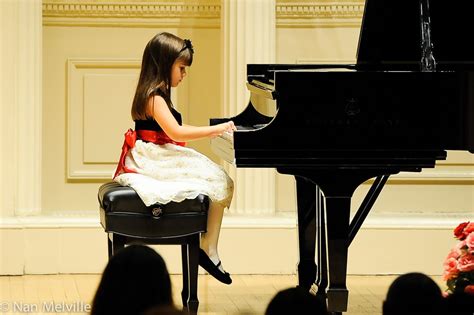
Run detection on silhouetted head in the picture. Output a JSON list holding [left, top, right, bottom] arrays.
[[91, 245, 173, 315], [443, 292, 474, 315], [383, 272, 443, 315], [265, 286, 328, 315]]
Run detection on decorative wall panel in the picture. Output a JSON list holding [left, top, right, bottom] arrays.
[[67, 59, 139, 179]]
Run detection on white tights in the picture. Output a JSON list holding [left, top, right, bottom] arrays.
[[200, 201, 226, 273]]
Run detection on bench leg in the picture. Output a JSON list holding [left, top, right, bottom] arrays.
[[110, 233, 126, 256], [188, 235, 199, 313], [181, 244, 189, 308], [107, 233, 113, 259], [182, 235, 199, 313]]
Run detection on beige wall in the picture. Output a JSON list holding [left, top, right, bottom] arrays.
[[277, 27, 361, 63]]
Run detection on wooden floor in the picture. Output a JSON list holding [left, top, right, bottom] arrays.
[[0, 274, 444, 314]]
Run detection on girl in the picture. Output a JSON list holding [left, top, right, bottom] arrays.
[[114, 32, 235, 285]]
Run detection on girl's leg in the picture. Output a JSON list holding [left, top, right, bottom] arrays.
[[200, 201, 226, 272]]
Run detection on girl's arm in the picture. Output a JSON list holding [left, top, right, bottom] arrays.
[[149, 95, 235, 142]]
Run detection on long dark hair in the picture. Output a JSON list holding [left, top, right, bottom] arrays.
[[131, 32, 194, 120], [91, 245, 173, 315]]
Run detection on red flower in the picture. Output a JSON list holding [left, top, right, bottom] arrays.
[[443, 257, 458, 281], [457, 254, 474, 272], [465, 222, 474, 235], [444, 222, 474, 296], [454, 222, 470, 240]]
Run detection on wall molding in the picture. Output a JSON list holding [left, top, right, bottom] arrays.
[[42, 0, 364, 28], [0, 211, 469, 230], [277, 1, 364, 27], [42, 0, 221, 27], [1, 212, 469, 275], [67, 59, 140, 180], [43, 1, 221, 18], [391, 168, 474, 182]]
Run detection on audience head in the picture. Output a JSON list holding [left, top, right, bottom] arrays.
[[91, 244, 173, 315], [443, 292, 474, 315], [265, 286, 328, 315], [383, 272, 443, 315]]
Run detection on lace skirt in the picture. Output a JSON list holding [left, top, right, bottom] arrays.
[[114, 140, 234, 208]]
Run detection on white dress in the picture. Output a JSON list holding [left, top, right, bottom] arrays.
[[114, 140, 234, 208]]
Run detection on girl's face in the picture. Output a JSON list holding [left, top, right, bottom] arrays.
[[170, 59, 188, 87]]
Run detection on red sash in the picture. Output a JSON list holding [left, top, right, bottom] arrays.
[[113, 129, 186, 179]]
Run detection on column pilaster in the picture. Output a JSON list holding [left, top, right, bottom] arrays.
[[0, 0, 42, 216], [221, 0, 276, 215]]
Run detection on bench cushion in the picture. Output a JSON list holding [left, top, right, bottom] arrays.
[[98, 182, 209, 238]]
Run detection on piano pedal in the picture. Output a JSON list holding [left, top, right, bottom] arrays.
[[309, 283, 318, 296]]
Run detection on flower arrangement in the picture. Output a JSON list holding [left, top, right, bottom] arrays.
[[443, 221, 474, 296]]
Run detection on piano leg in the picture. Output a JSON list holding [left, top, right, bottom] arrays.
[[281, 168, 383, 313], [325, 195, 350, 312], [294, 176, 317, 290], [312, 171, 383, 313], [294, 177, 329, 298], [315, 185, 328, 297]]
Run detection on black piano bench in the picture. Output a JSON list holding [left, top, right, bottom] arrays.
[[98, 181, 209, 313]]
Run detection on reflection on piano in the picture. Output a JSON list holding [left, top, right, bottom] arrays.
[[210, 0, 474, 313]]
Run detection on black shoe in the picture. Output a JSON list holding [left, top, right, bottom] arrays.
[[199, 249, 232, 285]]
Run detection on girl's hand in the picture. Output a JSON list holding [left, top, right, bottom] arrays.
[[211, 121, 237, 138], [226, 121, 237, 132]]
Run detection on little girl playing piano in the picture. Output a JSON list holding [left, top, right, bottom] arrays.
[[114, 32, 235, 284]]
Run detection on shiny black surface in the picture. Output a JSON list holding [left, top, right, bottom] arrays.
[[357, 0, 474, 71], [228, 70, 474, 167]]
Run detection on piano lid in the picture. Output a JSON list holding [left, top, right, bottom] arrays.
[[357, 0, 474, 71]]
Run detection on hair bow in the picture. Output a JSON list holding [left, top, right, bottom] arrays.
[[180, 39, 194, 54]]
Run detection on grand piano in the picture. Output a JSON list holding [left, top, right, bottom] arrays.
[[210, 0, 474, 313]]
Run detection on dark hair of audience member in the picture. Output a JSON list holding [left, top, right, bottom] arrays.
[[383, 272, 444, 315], [443, 291, 474, 315], [91, 244, 173, 315], [265, 286, 328, 315]]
